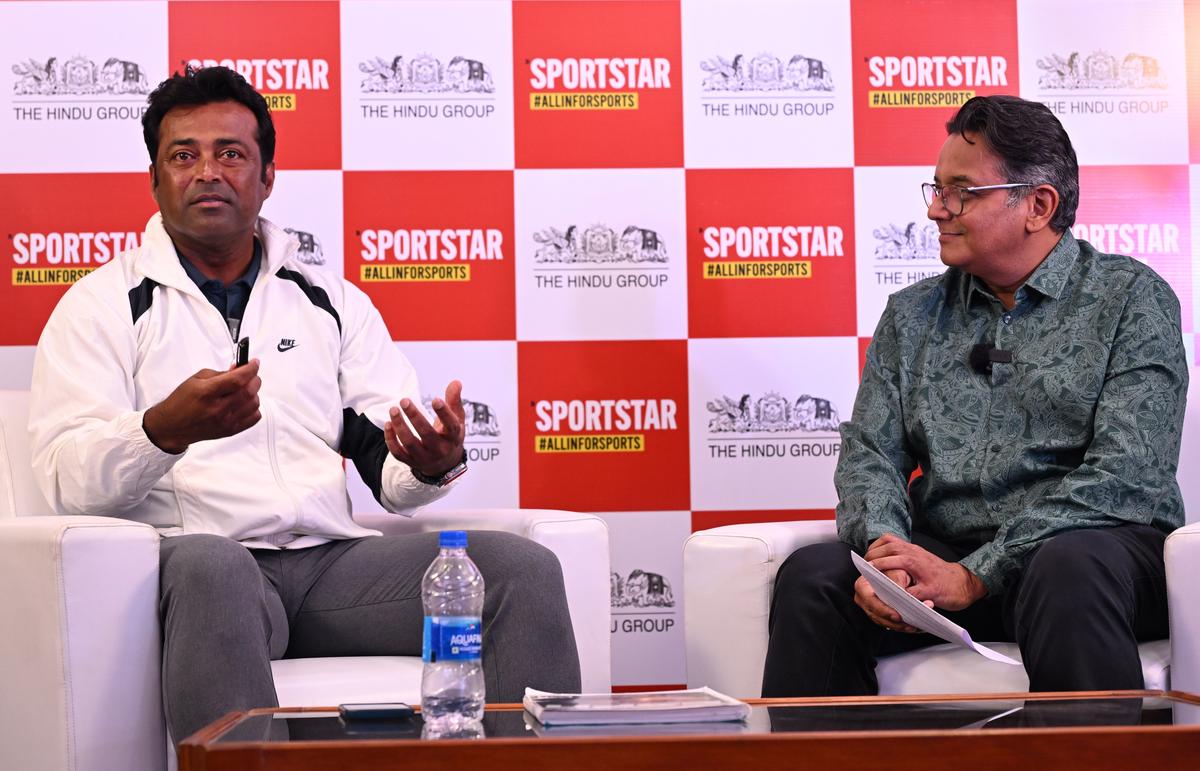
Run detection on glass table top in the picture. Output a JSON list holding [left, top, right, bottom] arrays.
[[212, 694, 1200, 745]]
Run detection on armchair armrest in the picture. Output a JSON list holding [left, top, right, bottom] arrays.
[[0, 516, 165, 771], [1166, 522, 1200, 693], [354, 509, 612, 693], [683, 520, 838, 697]]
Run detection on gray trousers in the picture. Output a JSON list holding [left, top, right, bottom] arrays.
[[159, 530, 581, 743]]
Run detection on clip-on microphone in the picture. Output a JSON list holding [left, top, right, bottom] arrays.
[[969, 342, 1013, 375]]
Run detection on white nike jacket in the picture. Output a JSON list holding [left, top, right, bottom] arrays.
[[29, 213, 450, 546]]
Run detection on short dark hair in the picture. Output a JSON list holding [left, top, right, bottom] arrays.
[[945, 95, 1078, 232], [142, 66, 275, 172]]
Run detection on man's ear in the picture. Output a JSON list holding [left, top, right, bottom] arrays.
[[148, 163, 159, 203], [261, 161, 275, 200], [1026, 184, 1059, 234]]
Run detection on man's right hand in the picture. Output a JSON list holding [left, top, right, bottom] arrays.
[[852, 535, 923, 633], [142, 360, 262, 454]]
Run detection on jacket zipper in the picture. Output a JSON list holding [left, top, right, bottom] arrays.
[[263, 401, 304, 547]]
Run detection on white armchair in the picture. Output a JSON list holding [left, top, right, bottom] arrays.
[[0, 390, 611, 770], [684, 518, 1198, 698]]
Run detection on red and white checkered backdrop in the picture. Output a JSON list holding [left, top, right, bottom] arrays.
[[4, 0, 1200, 689]]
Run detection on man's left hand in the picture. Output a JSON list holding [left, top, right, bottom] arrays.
[[383, 379, 466, 477], [865, 534, 987, 611]]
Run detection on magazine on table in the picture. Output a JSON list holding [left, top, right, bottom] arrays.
[[523, 686, 751, 726], [523, 713, 751, 737]]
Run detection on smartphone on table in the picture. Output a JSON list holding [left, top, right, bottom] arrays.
[[338, 702, 415, 720]]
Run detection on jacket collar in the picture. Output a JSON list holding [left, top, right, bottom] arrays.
[[137, 212, 298, 290]]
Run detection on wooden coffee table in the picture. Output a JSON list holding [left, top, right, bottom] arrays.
[[179, 690, 1200, 770]]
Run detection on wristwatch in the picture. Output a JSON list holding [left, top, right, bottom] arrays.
[[411, 452, 468, 487]]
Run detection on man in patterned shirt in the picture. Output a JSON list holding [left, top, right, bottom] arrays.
[[762, 95, 1186, 696]]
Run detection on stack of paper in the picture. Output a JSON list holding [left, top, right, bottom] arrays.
[[523, 687, 750, 726]]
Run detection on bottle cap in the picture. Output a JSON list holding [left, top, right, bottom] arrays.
[[439, 530, 468, 548]]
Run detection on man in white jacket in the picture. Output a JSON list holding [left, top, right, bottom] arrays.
[[29, 66, 580, 743]]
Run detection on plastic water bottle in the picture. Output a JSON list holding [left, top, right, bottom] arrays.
[[421, 530, 485, 727]]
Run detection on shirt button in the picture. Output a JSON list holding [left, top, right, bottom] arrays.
[[992, 503, 1002, 512], [1002, 314, 1012, 325], [990, 444, 1001, 452]]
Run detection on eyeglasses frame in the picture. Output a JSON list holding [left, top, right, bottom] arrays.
[[921, 182, 1036, 216]]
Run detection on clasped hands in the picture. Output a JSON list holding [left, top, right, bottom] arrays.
[[144, 362, 466, 478], [853, 533, 988, 633]]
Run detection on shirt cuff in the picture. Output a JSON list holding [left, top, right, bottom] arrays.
[[958, 541, 1018, 597], [863, 519, 911, 551]]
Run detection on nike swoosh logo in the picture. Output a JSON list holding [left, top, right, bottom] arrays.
[[277, 342, 298, 352]]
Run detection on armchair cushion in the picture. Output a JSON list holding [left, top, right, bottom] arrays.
[[876, 639, 1170, 695], [271, 656, 425, 707]]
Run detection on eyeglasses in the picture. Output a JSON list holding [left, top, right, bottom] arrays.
[[921, 182, 1034, 216]]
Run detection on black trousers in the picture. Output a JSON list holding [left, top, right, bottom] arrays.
[[761, 524, 1170, 696]]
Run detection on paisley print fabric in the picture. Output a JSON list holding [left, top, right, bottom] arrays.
[[835, 231, 1187, 594]]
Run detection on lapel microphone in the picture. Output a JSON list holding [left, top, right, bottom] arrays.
[[969, 342, 1014, 375]]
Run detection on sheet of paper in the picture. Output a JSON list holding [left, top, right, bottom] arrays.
[[851, 551, 1021, 666]]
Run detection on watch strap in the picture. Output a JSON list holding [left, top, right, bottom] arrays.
[[411, 451, 468, 487]]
